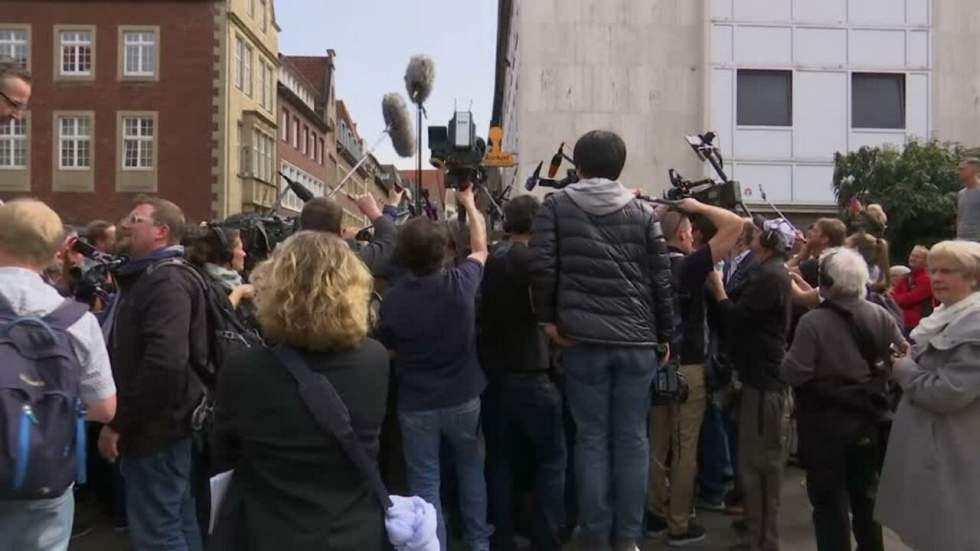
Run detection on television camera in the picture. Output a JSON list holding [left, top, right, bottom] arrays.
[[428, 110, 488, 191], [69, 237, 127, 306]]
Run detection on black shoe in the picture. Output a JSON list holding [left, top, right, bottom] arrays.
[[645, 510, 668, 538], [667, 523, 707, 547]]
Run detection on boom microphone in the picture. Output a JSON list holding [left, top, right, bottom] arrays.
[[526, 162, 544, 191], [382, 93, 416, 157], [278, 171, 315, 203], [548, 143, 565, 178], [404, 55, 435, 105]]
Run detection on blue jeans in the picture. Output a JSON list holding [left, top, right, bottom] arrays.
[[697, 394, 732, 502], [399, 398, 493, 551], [0, 488, 73, 551], [562, 344, 657, 542], [120, 437, 202, 551]]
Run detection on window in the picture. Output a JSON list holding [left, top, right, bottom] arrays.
[[123, 31, 156, 77], [0, 119, 27, 168], [302, 125, 309, 155], [267, 65, 274, 109], [238, 122, 249, 175], [122, 117, 154, 169], [318, 138, 325, 165], [0, 29, 28, 68], [259, 60, 267, 108], [852, 73, 906, 129], [235, 36, 244, 90], [737, 70, 792, 127], [244, 45, 253, 97], [261, 0, 268, 32], [307, 131, 314, 159], [249, 0, 256, 18], [292, 117, 299, 148], [281, 109, 289, 141], [60, 30, 93, 75], [59, 116, 91, 169]]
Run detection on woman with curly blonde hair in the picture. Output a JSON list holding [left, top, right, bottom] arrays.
[[212, 231, 391, 550]]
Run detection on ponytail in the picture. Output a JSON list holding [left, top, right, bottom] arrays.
[[871, 237, 891, 293]]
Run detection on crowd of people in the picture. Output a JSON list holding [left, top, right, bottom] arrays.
[[1, 59, 980, 551]]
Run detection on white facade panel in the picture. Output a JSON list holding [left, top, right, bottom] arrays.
[[908, 0, 930, 25], [794, 28, 847, 66], [793, 165, 837, 203], [908, 31, 929, 68], [850, 132, 907, 150], [907, 73, 930, 138], [734, 26, 792, 65], [794, 71, 848, 158], [712, 0, 733, 19], [793, 0, 846, 24], [712, 25, 734, 63], [711, 69, 735, 158], [849, 30, 906, 67], [734, 129, 792, 159], [848, 0, 906, 26], [736, 163, 793, 203], [733, 0, 791, 22]]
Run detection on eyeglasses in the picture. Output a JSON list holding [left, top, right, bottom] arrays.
[[123, 214, 157, 226], [0, 91, 27, 113]]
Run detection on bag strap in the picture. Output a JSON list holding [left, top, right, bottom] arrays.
[[271, 344, 392, 510], [818, 301, 882, 374], [43, 299, 91, 331]]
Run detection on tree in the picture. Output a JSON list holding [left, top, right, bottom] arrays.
[[832, 139, 973, 263]]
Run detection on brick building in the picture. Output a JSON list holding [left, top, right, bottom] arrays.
[[334, 99, 370, 227], [276, 53, 336, 214], [399, 168, 448, 220], [0, 0, 215, 224]]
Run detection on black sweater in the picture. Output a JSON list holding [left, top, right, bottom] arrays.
[[212, 340, 390, 551]]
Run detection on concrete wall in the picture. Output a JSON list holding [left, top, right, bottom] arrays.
[[933, 0, 980, 149], [501, 0, 706, 195]]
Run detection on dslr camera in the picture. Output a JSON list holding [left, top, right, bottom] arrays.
[[428, 110, 487, 190]]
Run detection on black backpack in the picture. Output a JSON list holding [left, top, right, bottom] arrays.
[[0, 297, 90, 499]]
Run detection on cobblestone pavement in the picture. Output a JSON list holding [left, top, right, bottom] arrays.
[[70, 467, 911, 551]]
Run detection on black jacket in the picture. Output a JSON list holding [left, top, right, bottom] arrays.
[[212, 340, 390, 551], [109, 252, 208, 457], [529, 182, 675, 346], [353, 209, 398, 276], [716, 255, 791, 391]]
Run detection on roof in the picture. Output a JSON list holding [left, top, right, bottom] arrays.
[[335, 100, 361, 140], [282, 55, 333, 99]]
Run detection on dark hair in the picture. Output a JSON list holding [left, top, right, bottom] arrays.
[[0, 58, 31, 86], [503, 195, 540, 235], [573, 130, 627, 180], [84, 220, 114, 244], [393, 217, 451, 276], [847, 232, 891, 293], [183, 225, 240, 267], [300, 197, 343, 234], [691, 214, 717, 243], [134, 195, 186, 245]]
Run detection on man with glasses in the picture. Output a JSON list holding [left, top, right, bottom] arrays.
[[99, 196, 206, 551], [0, 58, 30, 124]]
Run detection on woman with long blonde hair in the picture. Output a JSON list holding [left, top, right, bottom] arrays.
[[211, 231, 391, 550]]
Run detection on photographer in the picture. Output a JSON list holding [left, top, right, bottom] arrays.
[[300, 187, 403, 275], [378, 184, 492, 551], [706, 219, 794, 551], [529, 130, 674, 551], [646, 198, 743, 546], [479, 195, 565, 551]]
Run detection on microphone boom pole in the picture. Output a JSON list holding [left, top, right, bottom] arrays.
[[327, 127, 392, 199]]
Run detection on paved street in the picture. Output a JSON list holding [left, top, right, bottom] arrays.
[[70, 467, 911, 551]]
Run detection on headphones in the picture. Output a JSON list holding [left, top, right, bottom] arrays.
[[208, 225, 233, 264], [760, 227, 782, 251]]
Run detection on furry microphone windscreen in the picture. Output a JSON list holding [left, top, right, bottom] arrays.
[[382, 93, 417, 158], [404, 55, 435, 105]]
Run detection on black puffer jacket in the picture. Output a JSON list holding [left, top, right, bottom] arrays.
[[529, 179, 675, 346]]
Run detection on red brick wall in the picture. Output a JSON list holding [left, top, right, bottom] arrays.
[[0, 0, 215, 225], [277, 100, 327, 187]]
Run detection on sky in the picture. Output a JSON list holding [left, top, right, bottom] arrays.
[[274, 0, 499, 170]]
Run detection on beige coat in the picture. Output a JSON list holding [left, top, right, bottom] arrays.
[[875, 308, 980, 551]]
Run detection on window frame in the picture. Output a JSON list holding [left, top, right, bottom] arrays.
[[121, 116, 155, 171], [0, 26, 30, 70], [119, 27, 159, 80], [235, 36, 244, 90], [243, 44, 253, 97], [851, 72, 907, 130], [281, 109, 289, 142], [58, 115, 92, 170], [54, 26, 96, 80], [0, 117, 28, 170], [736, 69, 793, 128]]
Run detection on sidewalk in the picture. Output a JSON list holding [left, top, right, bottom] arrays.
[[69, 467, 912, 551]]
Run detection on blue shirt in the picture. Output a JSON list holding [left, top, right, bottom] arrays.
[[379, 259, 487, 411]]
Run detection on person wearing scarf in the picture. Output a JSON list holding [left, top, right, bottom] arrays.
[[875, 241, 980, 551]]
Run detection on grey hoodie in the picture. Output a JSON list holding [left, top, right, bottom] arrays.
[[564, 177, 635, 216]]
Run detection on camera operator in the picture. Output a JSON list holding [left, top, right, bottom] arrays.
[[706, 219, 794, 551], [529, 130, 674, 551], [378, 184, 492, 551], [646, 198, 742, 546], [300, 187, 404, 275], [787, 218, 846, 287], [478, 195, 565, 551], [84, 220, 117, 253]]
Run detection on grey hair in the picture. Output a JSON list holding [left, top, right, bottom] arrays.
[[820, 247, 870, 299], [0, 57, 31, 86]]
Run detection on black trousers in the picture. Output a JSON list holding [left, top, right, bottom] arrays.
[[484, 374, 567, 551], [804, 428, 884, 551]]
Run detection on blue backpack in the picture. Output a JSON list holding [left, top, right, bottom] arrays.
[[0, 297, 90, 499]]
